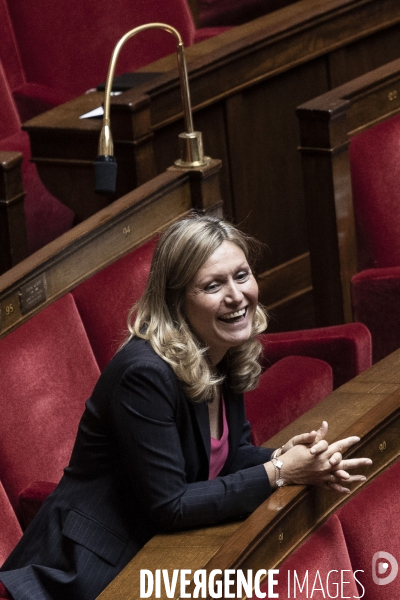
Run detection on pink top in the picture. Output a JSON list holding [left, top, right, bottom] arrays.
[[208, 397, 229, 480]]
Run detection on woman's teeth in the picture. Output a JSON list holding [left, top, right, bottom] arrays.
[[219, 308, 246, 321]]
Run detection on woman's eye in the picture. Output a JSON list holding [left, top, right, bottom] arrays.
[[205, 282, 219, 292], [236, 270, 250, 282]]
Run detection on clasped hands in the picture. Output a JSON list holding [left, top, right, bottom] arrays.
[[266, 421, 372, 494]]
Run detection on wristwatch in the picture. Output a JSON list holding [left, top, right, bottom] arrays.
[[271, 457, 285, 488]]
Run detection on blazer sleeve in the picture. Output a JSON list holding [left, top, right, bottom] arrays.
[[110, 357, 272, 532], [226, 417, 274, 473]]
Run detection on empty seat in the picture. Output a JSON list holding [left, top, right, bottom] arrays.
[[71, 237, 157, 370], [0, 294, 100, 524], [245, 355, 333, 445], [4, 0, 229, 114], [350, 113, 400, 361]]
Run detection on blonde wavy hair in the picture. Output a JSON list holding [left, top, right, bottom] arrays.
[[127, 215, 267, 402]]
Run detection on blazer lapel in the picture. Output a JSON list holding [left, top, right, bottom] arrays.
[[223, 384, 243, 466], [191, 400, 210, 461]]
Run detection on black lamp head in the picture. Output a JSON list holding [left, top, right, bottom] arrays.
[[94, 154, 117, 195]]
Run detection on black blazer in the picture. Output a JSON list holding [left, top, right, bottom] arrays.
[[0, 338, 273, 600]]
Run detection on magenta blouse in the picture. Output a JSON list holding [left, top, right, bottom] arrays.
[[208, 396, 229, 480]]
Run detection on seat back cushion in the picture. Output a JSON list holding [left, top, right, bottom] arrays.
[[260, 323, 372, 389], [244, 355, 333, 445], [252, 514, 360, 599], [0, 294, 100, 519], [72, 238, 156, 371], [337, 459, 400, 600], [6, 0, 196, 98], [350, 112, 400, 270]]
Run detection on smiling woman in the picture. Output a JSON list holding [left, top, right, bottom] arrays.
[[0, 215, 372, 600]]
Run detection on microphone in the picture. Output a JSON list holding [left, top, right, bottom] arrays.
[[95, 22, 210, 195]]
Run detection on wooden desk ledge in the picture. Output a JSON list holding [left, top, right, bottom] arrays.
[[98, 350, 400, 599]]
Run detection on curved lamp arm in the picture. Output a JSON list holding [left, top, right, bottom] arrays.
[[95, 22, 210, 195]]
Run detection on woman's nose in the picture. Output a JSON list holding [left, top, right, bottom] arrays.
[[225, 281, 243, 303]]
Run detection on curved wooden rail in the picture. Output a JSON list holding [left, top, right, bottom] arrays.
[[97, 349, 400, 599]]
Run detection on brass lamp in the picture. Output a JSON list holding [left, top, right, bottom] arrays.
[[95, 22, 210, 194]]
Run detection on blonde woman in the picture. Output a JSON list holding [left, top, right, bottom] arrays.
[[0, 215, 371, 600]]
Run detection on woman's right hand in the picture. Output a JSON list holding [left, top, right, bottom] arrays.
[[265, 422, 372, 494]]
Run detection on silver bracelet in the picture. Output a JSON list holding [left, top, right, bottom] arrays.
[[271, 457, 285, 488], [272, 445, 285, 460]]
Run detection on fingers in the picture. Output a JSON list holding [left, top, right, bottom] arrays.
[[329, 451, 342, 466], [329, 483, 352, 494], [290, 422, 329, 453], [325, 436, 361, 455], [314, 421, 328, 443], [331, 458, 372, 474], [324, 471, 367, 494], [309, 439, 329, 455], [290, 432, 319, 447]]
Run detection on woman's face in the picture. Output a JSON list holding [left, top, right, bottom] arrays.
[[185, 240, 259, 366]]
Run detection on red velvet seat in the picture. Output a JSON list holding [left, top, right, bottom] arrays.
[[0, 294, 100, 525], [0, 0, 71, 121], [0, 58, 74, 256], [337, 459, 400, 600], [260, 323, 372, 390], [350, 113, 400, 362], [245, 323, 371, 444], [71, 237, 158, 370], [245, 355, 333, 445], [2, 0, 228, 117]]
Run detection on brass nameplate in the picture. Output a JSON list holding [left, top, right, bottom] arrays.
[[19, 274, 47, 314]]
